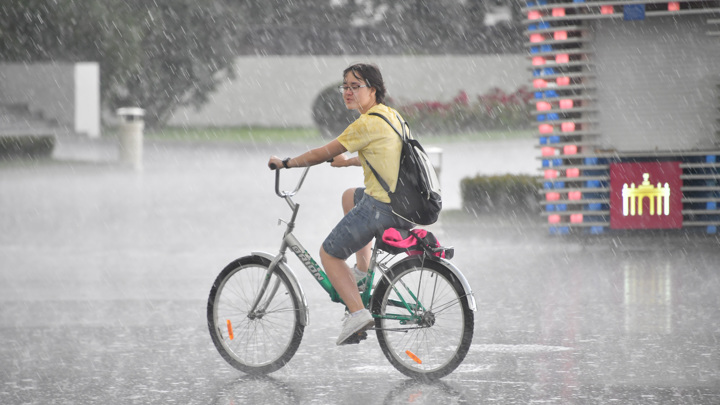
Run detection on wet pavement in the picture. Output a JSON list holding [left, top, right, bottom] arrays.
[[1, 138, 720, 404]]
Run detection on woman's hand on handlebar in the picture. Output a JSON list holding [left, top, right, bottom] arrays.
[[329, 153, 349, 167], [330, 153, 360, 168], [268, 156, 283, 170]]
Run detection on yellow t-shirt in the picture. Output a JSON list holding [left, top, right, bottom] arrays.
[[336, 104, 404, 203]]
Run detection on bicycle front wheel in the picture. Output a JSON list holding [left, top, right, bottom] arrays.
[[371, 258, 474, 381], [207, 255, 304, 375]]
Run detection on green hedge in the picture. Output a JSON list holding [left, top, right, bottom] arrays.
[[460, 174, 539, 216], [0, 135, 55, 159]]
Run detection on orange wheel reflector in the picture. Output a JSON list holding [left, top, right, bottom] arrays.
[[405, 350, 422, 364], [226, 319, 234, 340]]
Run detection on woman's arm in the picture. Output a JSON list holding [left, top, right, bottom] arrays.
[[268, 139, 348, 169]]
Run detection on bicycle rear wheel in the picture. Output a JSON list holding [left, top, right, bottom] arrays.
[[207, 255, 304, 375], [371, 258, 474, 381]]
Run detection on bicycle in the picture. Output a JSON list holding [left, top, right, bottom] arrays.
[[207, 167, 476, 380]]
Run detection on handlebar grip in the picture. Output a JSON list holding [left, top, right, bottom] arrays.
[[269, 163, 278, 170]]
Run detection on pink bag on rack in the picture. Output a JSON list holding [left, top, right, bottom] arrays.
[[379, 228, 446, 258]]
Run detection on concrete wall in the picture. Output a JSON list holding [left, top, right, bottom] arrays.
[[167, 55, 528, 128], [592, 16, 720, 151], [0, 62, 100, 137]]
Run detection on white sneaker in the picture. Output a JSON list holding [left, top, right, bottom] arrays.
[[352, 265, 369, 292], [336, 309, 374, 346]]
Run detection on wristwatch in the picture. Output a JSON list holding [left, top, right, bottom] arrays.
[[282, 157, 291, 169]]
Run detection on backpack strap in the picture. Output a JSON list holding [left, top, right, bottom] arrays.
[[369, 112, 406, 140], [366, 161, 391, 193], [365, 112, 406, 194]]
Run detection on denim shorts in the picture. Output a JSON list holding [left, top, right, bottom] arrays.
[[322, 188, 414, 260]]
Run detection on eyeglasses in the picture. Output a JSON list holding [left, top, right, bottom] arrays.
[[337, 84, 369, 94]]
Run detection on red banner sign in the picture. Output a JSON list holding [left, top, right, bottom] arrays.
[[610, 162, 682, 229]]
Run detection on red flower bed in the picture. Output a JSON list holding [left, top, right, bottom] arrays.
[[392, 86, 533, 135]]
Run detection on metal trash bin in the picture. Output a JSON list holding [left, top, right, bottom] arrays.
[[116, 107, 145, 170]]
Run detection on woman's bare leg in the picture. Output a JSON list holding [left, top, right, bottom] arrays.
[[320, 246, 363, 313], [320, 187, 374, 313]]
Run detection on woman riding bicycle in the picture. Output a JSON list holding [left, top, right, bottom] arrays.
[[268, 63, 413, 345]]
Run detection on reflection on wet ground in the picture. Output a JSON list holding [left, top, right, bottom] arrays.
[[1, 141, 719, 404]]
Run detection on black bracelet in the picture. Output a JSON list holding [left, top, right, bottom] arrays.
[[282, 157, 291, 169]]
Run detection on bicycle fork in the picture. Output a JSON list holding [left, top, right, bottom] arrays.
[[247, 252, 287, 319], [247, 223, 302, 319]]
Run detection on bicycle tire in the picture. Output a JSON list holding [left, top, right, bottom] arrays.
[[371, 257, 474, 381], [207, 255, 304, 375]]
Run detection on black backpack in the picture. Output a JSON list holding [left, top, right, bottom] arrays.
[[366, 112, 442, 225]]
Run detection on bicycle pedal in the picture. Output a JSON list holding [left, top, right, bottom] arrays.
[[344, 331, 368, 344]]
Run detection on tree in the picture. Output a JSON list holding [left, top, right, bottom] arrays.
[[0, 0, 240, 128], [0, 0, 139, 103], [113, 0, 241, 127]]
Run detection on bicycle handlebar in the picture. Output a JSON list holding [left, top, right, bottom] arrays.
[[274, 166, 310, 198]]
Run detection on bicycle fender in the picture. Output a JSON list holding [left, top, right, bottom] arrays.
[[252, 251, 310, 326], [394, 255, 477, 312]]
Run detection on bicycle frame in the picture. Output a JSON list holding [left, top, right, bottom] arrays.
[[247, 167, 462, 327]]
